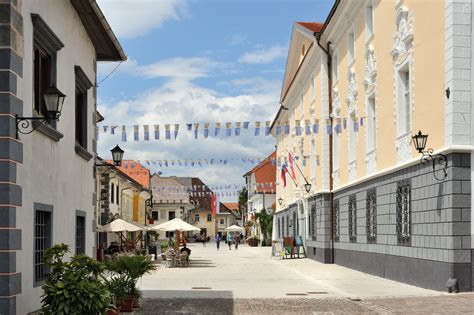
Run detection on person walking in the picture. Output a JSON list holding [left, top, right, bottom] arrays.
[[227, 233, 233, 250], [202, 232, 207, 247], [234, 233, 240, 250], [215, 233, 221, 251]]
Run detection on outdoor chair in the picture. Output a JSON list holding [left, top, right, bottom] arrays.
[[160, 254, 170, 268], [176, 252, 188, 267]]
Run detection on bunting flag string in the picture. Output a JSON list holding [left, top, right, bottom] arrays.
[[99, 117, 368, 142]]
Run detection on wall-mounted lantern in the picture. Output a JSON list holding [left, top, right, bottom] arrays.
[[96, 145, 125, 168], [412, 130, 447, 181], [278, 198, 283, 206]]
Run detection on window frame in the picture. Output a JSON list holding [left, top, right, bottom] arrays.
[[74, 66, 93, 156], [365, 0, 375, 41], [75, 210, 86, 255], [34, 203, 53, 287], [396, 180, 411, 245], [396, 61, 411, 137], [207, 213, 212, 222], [348, 195, 357, 242], [366, 188, 377, 243], [366, 95, 376, 153], [348, 26, 355, 65], [333, 199, 340, 242], [194, 213, 200, 222]]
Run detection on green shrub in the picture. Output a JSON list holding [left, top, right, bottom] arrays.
[[105, 274, 133, 306], [40, 244, 110, 315], [106, 255, 156, 296]]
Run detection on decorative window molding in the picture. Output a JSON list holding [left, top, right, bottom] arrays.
[[366, 189, 376, 243], [390, 6, 414, 67], [347, 25, 356, 66], [365, 93, 377, 174], [363, 45, 377, 95], [75, 66, 93, 93], [348, 195, 357, 242], [333, 199, 340, 242], [346, 68, 358, 116], [330, 87, 341, 118], [331, 49, 339, 85], [31, 14, 64, 54], [365, 0, 375, 41], [396, 180, 411, 245]]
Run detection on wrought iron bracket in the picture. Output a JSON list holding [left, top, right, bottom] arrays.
[[420, 148, 448, 181], [15, 114, 50, 139]]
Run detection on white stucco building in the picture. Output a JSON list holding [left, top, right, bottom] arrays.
[[0, 1, 125, 313]]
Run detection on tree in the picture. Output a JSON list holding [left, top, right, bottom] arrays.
[[238, 187, 248, 218], [255, 209, 273, 246]]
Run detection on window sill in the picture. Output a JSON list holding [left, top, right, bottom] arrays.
[[34, 122, 64, 142], [75, 143, 93, 161]]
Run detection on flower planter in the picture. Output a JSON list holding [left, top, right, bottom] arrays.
[[119, 297, 134, 312], [106, 306, 121, 315], [248, 239, 259, 247], [133, 295, 140, 308]]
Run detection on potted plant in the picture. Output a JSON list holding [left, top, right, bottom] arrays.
[[40, 244, 111, 314], [106, 255, 156, 310], [248, 236, 259, 247], [106, 275, 131, 314]]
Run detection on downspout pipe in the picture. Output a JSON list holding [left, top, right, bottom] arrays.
[[316, 32, 335, 264]]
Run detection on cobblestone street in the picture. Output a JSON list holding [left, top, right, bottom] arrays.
[[136, 244, 474, 314]]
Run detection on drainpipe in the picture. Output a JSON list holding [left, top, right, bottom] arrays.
[[316, 33, 335, 264]]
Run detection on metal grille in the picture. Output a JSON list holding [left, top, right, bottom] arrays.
[[282, 216, 285, 237], [76, 215, 85, 255], [310, 204, 316, 240], [333, 200, 340, 241], [278, 217, 281, 238], [35, 210, 51, 281], [396, 180, 411, 244], [286, 215, 289, 236], [366, 189, 377, 243], [348, 195, 357, 242]]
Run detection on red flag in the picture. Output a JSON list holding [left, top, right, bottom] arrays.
[[281, 165, 287, 187], [288, 153, 296, 179], [211, 193, 216, 215]]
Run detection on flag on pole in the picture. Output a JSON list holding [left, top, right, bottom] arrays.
[[154, 125, 160, 140], [288, 152, 296, 180], [211, 193, 217, 215], [281, 165, 287, 187]]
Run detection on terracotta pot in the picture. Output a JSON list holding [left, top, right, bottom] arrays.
[[119, 297, 134, 312], [248, 239, 258, 247], [133, 295, 140, 308], [106, 306, 120, 315]]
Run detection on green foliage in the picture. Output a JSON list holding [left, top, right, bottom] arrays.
[[160, 242, 169, 250], [40, 244, 110, 315], [106, 255, 156, 295], [256, 210, 273, 245], [238, 188, 248, 211], [106, 274, 133, 306]]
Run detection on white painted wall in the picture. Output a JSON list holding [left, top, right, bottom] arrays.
[[16, 1, 97, 313]]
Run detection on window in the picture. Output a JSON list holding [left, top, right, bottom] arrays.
[[76, 213, 85, 255], [396, 180, 411, 244], [348, 29, 355, 64], [281, 216, 285, 237], [31, 14, 63, 129], [219, 218, 224, 225], [286, 215, 289, 236], [333, 199, 340, 242], [349, 117, 356, 162], [365, 1, 374, 39], [207, 214, 212, 222], [75, 67, 92, 149], [169, 211, 176, 220], [348, 195, 357, 242], [292, 212, 297, 236], [333, 130, 340, 171], [310, 74, 315, 101], [278, 218, 281, 238], [111, 183, 115, 204], [35, 208, 52, 283], [367, 96, 376, 152], [116, 184, 120, 205], [310, 204, 316, 240], [366, 189, 377, 243], [151, 211, 159, 220], [194, 214, 200, 222], [398, 67, 411, 135]]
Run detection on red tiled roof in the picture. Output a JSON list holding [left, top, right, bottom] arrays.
[[247, 152, 276, 193], [223, 203, 239, 211], [296, 22, 324, 33], [107, 160, 150, 189]]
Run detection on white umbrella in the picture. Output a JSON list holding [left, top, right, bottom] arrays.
[[97, 218, 143, 233], [225, 225, 244, 232], [151, 218, 201, 232]]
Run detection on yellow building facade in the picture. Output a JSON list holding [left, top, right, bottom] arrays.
[[273, 0, 474, 292]]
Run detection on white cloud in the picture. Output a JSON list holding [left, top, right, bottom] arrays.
[[238, 44, 287, 64], [98, 0, 188, 39], [97, 77, 279, 201], [228, 33, 249, 46]]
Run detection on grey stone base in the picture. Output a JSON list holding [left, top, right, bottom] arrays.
[[334, 248, 471, 292], [0, 296, 15, 314], [307, 246, 333, 263]]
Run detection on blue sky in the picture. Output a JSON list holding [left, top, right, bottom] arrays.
[[96, 0, 334, 201]]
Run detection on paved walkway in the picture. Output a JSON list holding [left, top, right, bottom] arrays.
[[136, 244, 474, 314]]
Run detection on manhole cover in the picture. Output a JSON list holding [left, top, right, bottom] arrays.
[[192, 287, 211, 290], [286, 293, 308, 296], [307, 291, 328, 294]]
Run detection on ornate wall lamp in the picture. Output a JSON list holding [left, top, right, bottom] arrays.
[[278, 198, 283, 206], [412, 130, 447, 181], [95, 145, 125, 168], [16, 85, 66, 139]]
